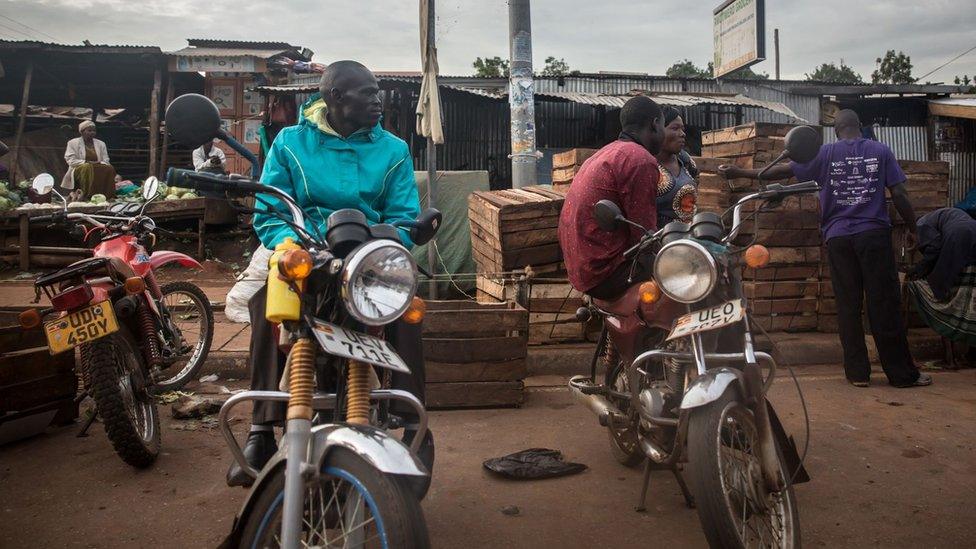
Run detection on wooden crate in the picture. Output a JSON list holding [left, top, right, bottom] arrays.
[[701, 123, 812, 170], [476, 274, 599, 345], [468, 186, 569, 275], [422, 301, 528, 408], [701, 123, 796, 146], [552, 148, 598, 187]]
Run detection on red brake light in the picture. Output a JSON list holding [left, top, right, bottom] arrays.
[[51, 285, 94, 311]]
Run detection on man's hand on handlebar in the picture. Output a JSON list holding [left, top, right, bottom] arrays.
[[718, 164, 745, 179]]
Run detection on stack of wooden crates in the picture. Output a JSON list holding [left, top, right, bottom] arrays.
[[468, 185, 598, 345], [699, 123, 822, 332], [551, 148, 598, 189]]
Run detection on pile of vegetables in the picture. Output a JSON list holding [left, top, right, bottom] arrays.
[[0, 180, 28, 212], [3, 176, 200, 212], [164, 185, 199, 201]]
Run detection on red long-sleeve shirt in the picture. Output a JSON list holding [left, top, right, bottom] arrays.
[[558, 140, 659, 292]]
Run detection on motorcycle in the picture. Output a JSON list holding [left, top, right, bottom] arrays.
[[164, 93, 437, 548], [18, 175, 214, 467], [568, 126, 822, 548]]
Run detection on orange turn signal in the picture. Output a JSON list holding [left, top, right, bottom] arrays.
[[280, 249, 313, 281], [402, 297, 427, 324], [745, 245, 771, 269], [18, 308, 42, 329], [124, 276, 146, 295], [639, 280, 662, 304]]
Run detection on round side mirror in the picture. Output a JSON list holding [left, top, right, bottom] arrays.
[[411, 208, 443, 246], [142, 176, 160, 201], [165, 94, 222, 149], [784, 126, 823, 164], [32, 173, 55, 195], [594, 200, 623, 232]]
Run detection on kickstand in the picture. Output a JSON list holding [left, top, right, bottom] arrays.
[[635, 459, 653, 513], [77, 406, 97, 438], [671, 466, 695, 509]]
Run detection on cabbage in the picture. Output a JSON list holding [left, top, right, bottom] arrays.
[[17, 180, 30, 190], [165, 194, 180, 201], [180, 192, 198, 200], [90, 194, 107, 204], [0, 197, 11, 211]]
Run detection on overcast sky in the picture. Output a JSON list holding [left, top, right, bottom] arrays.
[[1, 0, 974, 82]]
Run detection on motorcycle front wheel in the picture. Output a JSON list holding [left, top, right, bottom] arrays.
[[687, 389, 800, 549], [604, 360, 644, 467], [153, 281, 214, 392], [81, 328, 160, 468], [240, 448, 430, 549]]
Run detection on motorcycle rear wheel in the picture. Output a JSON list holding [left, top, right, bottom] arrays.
[[82, 328, 160, 468], [687, 389, 799, 549], [240, 448, 429, 549], [153, 281, 214, 392]]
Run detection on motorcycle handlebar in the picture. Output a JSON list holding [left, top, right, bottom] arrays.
[[166, 168, 267, 196]]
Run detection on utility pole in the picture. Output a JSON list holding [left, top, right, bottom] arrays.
[[508, 0, 537, 188], [425, 0, 439, 298], [774, 28, 781, 80]]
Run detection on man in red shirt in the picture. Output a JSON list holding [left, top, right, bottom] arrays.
[[558, 96, 665, 299]]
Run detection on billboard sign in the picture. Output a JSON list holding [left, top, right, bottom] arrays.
[[713, 0, 766, 78]]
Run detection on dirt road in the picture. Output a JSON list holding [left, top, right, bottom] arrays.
[[2, 366, 974, 548]]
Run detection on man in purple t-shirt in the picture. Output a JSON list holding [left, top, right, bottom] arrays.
[[721, 110, 930, 388]]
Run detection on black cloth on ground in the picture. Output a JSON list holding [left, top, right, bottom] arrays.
[[483, 448, 587, 480]]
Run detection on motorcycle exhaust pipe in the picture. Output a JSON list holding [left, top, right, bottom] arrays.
[[568, 375, 624, 427]]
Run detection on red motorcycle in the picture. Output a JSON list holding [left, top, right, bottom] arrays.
[[18, 175, 214, 467]]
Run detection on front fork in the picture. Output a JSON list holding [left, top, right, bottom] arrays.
[[281, 337, 316, 549]]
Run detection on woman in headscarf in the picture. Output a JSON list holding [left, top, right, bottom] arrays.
[[654, 106, 699, 228], [62, 121, 116, 199]]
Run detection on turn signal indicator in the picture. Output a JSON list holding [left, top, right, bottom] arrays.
[[403, 297, 427, 324], [745, 245, 770, 269], [639, 280, 662, 304], [280, 249, 313, 281]]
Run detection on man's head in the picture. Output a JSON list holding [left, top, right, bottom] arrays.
[[79, 120, 96, 140], [620, 96, 665, 155], [834, 109, 862, 140], [319, 60, 382, 133]]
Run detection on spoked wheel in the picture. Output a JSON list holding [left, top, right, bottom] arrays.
[[605, 360, 644, 467], [687, 390, 800, 548], [241, 448, 429, 549], [82, 328, 160, 468], [154, 281, 214, 392]]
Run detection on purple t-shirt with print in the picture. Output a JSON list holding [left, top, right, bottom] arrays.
[[791, 138, 906, 241]]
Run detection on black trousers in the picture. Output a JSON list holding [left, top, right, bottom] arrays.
[[588, 253, 654, 301], [247, 285, 427, 426], [825, 228, 920, 386]]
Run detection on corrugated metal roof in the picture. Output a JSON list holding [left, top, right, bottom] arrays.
[[168, 46, 291, 59], [533, 91, 806, 122], [929, 97, 976, 108], [0, 39, 160, 54], [186, 39, 297, 49], [253, 81, 505, 100]]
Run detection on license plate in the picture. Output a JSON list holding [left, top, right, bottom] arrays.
[[44, 300, 119, 354], [667, 299, 744, 341], [311, 320, 410, 373]]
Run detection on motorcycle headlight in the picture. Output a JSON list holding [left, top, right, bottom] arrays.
[[341, 240, 419, 326], [652, 240, 717, 303]]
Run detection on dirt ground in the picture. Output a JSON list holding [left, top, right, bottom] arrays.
[[1, 366, 974, 548]]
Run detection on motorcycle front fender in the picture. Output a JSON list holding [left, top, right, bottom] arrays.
[[311, 423, 428, 477], [679, 367, 744, 410], [149, 250, 202, 270]]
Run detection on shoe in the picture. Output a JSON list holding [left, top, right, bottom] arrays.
[[848, 379, 870, 388], [226, 431, 278, 487], [894, 372, 933, 388]]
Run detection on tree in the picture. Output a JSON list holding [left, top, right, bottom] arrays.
[[955, 75, 973, 86], [805, 61, 864, 84], [871, 50, 913, 84], [540, 56, 571, 77], [472, 56, 509, 78], [666, 59, 711, 78]]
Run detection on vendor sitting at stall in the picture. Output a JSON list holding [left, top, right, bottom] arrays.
[[192, 139, 227, 174], [62, 121, 117, 200]]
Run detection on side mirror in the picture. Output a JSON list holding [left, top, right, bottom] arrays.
[[784, 125, 822, 164], [594, 200, 623, 232], [142, 176, 160, 201], [165, 94, 222, 149], [32, 173, 54, 195], [411, 208, 442, 246]]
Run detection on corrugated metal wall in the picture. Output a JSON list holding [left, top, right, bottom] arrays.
[[822, 126, 929, 161]]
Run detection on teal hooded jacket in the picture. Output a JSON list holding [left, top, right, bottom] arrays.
[[253, 94, 420, 249]]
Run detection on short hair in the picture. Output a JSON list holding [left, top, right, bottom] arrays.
[[835, 109, 861, 130], [620, 96, 662, 131], [663, 106, 682, 125], [319, 60, 373, 96]]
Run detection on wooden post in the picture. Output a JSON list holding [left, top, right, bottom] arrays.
[[9, 60, 34, 183], [18, 213, 29, 271], [147, 67, 162, 178], [159, 75, 175, 177]]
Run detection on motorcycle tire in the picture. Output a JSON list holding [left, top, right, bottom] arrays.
[[153, 281, 214, 392], [240, 448, 430, 548], [605, 360, 645, 468], [82, 328, 161, 468], [687, 389, 800, 549]]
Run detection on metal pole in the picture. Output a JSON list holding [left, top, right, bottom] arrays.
[[159, 76, 175, 177], [148, 67, 162, 178], [774, 28, 781, 80], [508, 0, 537, 188], [9, 59, 33, 183], [425, 0, 439, 299]]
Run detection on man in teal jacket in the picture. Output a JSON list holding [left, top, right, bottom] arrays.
[[228, 61, 429, 486]]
